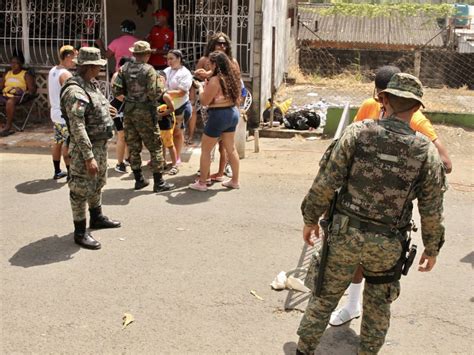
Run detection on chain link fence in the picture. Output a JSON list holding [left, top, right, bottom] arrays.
[[291, 5, 474, 114]]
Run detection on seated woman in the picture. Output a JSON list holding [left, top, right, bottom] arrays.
[[189, 51, 241, 192], [0, 55, 37, 136]]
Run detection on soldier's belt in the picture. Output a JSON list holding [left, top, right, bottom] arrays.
[[345, 216, 410, 236], [124, 101, 153, 110]]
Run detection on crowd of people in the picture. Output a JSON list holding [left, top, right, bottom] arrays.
[[0, 8, 452, 354]]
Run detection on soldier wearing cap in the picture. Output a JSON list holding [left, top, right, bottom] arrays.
[[60, 47, 121, 250], [112, 40, 174, 192], [295, 73, 446, 354]]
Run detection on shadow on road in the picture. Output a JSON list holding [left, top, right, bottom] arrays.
[[460, 251, 474, 268], [102, 188, 154, 205], [283, 341, 297, 354], [9, 234, 80, 268], [316, 325, 359, 354], [15, 179, 67, 194]]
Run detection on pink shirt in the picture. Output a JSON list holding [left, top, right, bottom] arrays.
[[108, 34, 139, 71]]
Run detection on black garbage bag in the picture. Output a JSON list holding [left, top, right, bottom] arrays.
[[284, 109, 321, 130], [263, 107, 284, 123]]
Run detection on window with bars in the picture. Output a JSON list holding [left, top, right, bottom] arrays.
[[175, 0, 254, 77], [0, 0, 105, 68]]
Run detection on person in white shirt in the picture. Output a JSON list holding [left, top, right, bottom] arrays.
[[48, 45, 76, 179], [164, 50, 193, 164]]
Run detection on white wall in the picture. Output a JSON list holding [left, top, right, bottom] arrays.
[[260, 0, 288, 116]]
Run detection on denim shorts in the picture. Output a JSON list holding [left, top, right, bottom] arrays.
[[174, 101, 192, 129], [204, 106, 239, 138]]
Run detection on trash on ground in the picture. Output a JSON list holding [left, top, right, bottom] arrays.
[[271, 271, 311, 293], [250, 290, 264, 301], [119, 238, 126, 241], [122, 313, 134, 329], [176, 227, 186, 231], [307, 92, 318, 97]]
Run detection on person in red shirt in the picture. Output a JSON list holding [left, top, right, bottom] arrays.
[[147, 9, 174, 70]]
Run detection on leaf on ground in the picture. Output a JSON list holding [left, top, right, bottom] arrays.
[[122, 313, 134, 329], [250, 290, 264, 301]]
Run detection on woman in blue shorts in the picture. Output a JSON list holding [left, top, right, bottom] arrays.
[[189, 51, 241, 191]]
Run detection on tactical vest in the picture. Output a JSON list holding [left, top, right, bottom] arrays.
[[337, 118, 431, 228], [120, 62, 155, 104], [60, 77, 114, 142]]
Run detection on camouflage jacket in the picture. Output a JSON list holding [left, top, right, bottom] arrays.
[[112, 61, 163, 105], [302, 118, 446, 257], [61, 76, 113, 160]]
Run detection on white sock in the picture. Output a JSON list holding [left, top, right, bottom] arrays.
[[344, 282, 363, 314]]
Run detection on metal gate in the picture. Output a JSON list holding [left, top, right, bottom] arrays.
[[174, 0, 254, 77], [0, 0, 105, 68]]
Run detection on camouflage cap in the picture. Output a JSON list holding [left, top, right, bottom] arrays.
[[129, 40, 155, 54], [73, 47, 107, 66], [380, 73, 425, 107]]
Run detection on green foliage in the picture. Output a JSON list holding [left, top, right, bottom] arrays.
[[305, 3, 457, 18]]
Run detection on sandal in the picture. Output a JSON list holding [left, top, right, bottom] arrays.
[[168, 166, 179, 175], [189, 180, 208, 192], [222, 180, 240, 189], [210, 173, 225, 182]]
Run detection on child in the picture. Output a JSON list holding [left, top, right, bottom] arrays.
[[157, 71, 178, 174]]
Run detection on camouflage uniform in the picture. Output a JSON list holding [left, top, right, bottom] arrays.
[[60, 47, 120, 250], [297, 74, 446, 354], [62, 76, 113, 220], [112, 54, 164, 174]]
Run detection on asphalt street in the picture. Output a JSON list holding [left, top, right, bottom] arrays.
[[1, 134, 473, 354]]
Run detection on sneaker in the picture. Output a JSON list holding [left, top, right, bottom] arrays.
[[124, 158, 130, 166], [189, 180, 208, 192], [224, 164, 233, 178], [115, 163, 127, 173], [53, 170, 67, 180], [329, 307, 361, 327]]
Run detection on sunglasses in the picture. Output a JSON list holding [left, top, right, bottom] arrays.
[[216, 42, 227, 47]]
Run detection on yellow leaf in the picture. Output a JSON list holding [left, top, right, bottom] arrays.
[[250, 290, 264, 301], [122, 312, 134, 329]]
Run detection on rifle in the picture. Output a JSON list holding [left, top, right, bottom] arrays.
[[313, 103, 351, 297]]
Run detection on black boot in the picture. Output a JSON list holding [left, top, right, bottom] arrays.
[[73, 220, 101, 250], [153, 172, 175, 192], [133, 169, 150, 190], [89, 206, 121, 229]]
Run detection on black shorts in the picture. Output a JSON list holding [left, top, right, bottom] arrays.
[[113, 115, 124, 131]]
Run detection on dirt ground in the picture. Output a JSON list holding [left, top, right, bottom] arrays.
[[1, 123, 473, 354], [277, 73, 474, 113]]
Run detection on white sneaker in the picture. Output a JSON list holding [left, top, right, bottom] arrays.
[[329, 307, 361, 327]]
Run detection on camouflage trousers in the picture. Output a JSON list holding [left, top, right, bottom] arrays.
[[68, 141, 108, 221], [123, 107, 164, 174], [298, 219, 402, 355]]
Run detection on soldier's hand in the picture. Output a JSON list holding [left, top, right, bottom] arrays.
[[108, 105, 118, 118], [418, 251, 436, 272], [85, 158, 98, 176], [303, 224, 320, 246]]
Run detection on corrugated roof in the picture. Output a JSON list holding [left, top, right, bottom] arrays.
[[299, 9, 445, 48]]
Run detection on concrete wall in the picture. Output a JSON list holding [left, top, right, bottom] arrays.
[[256, 0, 289, 127]]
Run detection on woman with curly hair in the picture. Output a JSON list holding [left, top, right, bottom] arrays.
[[189, 51, 241, 191]]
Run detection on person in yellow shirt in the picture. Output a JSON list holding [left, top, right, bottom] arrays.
[[329, 65, 452, 328], [354, 65, 451, 172], [0, 54, 37, 136]]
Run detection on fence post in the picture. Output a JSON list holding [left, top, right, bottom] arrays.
[[414, 50, 421, 77]]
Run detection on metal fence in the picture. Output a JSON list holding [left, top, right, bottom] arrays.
[[294, 5, 474, 114], [0, 0, 105, 67], [175, 0, 254, 77]]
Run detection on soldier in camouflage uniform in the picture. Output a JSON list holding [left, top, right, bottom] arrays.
[[61, 47, 121, 250], [296, 73, 446, 355], [112, 41, 174, 192]]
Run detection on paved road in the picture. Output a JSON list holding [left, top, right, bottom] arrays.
[[1, 135, 473, 354]]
